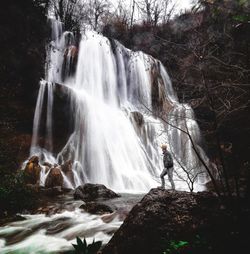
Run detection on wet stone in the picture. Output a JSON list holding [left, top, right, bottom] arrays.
[[74, 183, 120, 201], [80, 202, 113, 215]]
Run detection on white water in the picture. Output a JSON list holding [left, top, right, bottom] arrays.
[[29, 19, 209, 192], [0, 208, 122, 254], [0, 193, 142, 254]]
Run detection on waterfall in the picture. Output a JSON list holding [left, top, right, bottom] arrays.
[[29, 20, 209, 192]]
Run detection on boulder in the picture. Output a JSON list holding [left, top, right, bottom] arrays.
[[74, 183, 120, 201], [44, 166, 51, 174], [45, 167, 63, 188], [61, 159, 75, 185], [102, 188, 248, 254], [80, 202, 113, 215], [42, 162, 53, 174], [29, 155, 39, 164], [61, 159, 73, 173], [101, 207, 130, 223], [100, 211, 117, 223], [24, 156, 41, 184]]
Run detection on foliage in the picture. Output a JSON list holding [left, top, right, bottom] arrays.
[[65, 237, 102, 254], [0, 0, 48, 176], [232, 14, 250, 23], [0, 169, 37, 216], [162, 235, 209, 254], [162, 240, 189, 254]]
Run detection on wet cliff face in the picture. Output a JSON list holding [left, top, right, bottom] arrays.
[[103, 1, 250, 178], [0, 0, 48, 170]]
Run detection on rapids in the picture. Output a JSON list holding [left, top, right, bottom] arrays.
[[0, 193, 142, 253]]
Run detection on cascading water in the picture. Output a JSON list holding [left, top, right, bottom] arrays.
[[0, 17, 212, 254], [29, 19, 209, 192]]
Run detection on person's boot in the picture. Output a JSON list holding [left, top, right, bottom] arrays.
[[160, 177, 165, 189], [171, 183, 175, 191]]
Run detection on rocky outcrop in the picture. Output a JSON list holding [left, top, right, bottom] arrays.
[[74, 183, 120, 201], [61, 159, 75, 185], [80, 202, 113, 215], [102, 188, 249, 254], [62, 45, 78, 80], [61, 160, 73, 173], [45, 166, 63, 188], [24, 156, 41, 184], [0, 1, 47, 172], [130, 111, 144, 128]]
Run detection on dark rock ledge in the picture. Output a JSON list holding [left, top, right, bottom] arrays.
[[102, 188, 250, 254]]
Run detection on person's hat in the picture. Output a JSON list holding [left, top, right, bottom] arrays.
[[161, 144, 167, 149]]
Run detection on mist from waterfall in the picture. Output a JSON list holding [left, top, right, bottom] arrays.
[[29, 19, 209, 192]]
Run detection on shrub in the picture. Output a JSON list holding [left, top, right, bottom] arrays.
[[0, 169, 37, 216], [65, 237, 102, 254]]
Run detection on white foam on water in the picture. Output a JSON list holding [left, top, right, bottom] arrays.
[[0, 209, 122, 254]]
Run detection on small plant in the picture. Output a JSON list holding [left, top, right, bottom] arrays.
[[163, 240, 189, 254], [71, 237, 102, 254], [232, 14, 250, 23]]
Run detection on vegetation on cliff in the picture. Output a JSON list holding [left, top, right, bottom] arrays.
[[0, 0, 48, 217]]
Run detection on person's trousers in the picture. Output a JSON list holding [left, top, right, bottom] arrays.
[[160, 167, 175, 190]]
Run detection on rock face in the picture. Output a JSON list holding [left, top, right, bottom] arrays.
[[45, 166, 63, 188], [0, 1, 47, 173], [24, 156, 41, 184], [102, 188, 249, 254], [61, 160, 75, 186], [130, 111, 144, 128], [74, 183, 120, 201], [61, 160, 73, 173]]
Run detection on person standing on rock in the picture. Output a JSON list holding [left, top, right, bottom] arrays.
[[160, 144, 175, 190]]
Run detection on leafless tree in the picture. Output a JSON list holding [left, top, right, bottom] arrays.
[[142, 102, 221, 196], [153, 4, 250, 196], [137, 0, 174, 26], [130, 0, 137, 28], [86, 0, 111, 31], [49, 0, 86, 31], [169, 139, 207, 192], [110, 0, 131, 28]]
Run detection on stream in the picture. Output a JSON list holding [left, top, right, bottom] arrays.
[[0, 192, 143, 253]]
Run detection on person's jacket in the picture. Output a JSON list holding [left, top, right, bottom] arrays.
[[163, 150, 173, 168]]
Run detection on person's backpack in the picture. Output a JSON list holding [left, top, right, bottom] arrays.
[[163, 152, 173, 168]]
